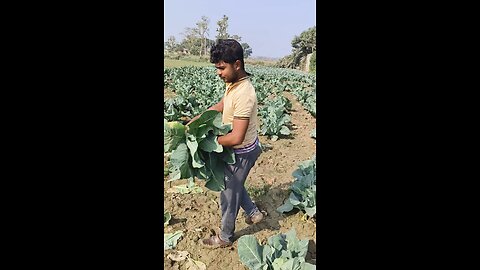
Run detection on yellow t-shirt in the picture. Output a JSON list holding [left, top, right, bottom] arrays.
[[222, 77, 258, 149]]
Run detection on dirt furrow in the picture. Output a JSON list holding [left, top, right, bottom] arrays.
[[164, 90, 316, 269]]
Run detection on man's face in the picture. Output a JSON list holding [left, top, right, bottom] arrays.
[[215, 60, 239, 83]]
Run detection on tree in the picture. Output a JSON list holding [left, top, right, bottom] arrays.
[[196, 16, 210, 56], [206, 38, 216, 53], [309, 51, 316, 73], [216, 15, 229, 40], [181, 27, 202, 55], [276, 26, 316, 69], [231, 34, 242, 42], [241, 42, 252, 58], [291, 26, 316, 54], [165, 36, 177, 52]]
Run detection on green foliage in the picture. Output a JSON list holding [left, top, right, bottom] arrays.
[[163, 111, 235, 191], [165, 36, 177, 52], [242, 42, 253, 58], [168, 14, 254, 58], [164, 231, 183, 250], [237, 229, 315, 270], [277, 156, 316, 218], [291, 26, 316, 53], [309, 51, 316, 73], [276, 26, 316, 70], [258, 95, 293, 141], [196, 16, 210, 56], [216, 15, 229, 40], [291, 85, 316, 118], [275, 54, 295, 69], [164, 120, 186, 152], [231, 34, 242, 42], [164, 211, 171, 227], [179, 27, 203, 55], [163, 66, 224, 118], [163, 66, 316, 141], [164, 95, 198, 121]]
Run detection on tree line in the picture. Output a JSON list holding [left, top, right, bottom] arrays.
[[276, 26, 316, 70], [165, 15, 253, 58]]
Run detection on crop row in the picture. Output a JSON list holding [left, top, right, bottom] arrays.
[[163, 66, 316, 139]]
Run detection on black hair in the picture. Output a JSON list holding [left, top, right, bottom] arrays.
[[210, 39, 245, 69]]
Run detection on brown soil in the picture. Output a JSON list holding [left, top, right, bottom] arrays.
[[164, 91, 317, 269]]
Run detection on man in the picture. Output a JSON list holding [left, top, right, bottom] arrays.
[[188, 39, 264, 248]]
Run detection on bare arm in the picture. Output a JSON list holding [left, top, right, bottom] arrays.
[[186, 98, 224, 125], [217, 117, 249, 147]]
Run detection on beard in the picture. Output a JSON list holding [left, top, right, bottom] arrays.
[[223, 73, 239, 83]]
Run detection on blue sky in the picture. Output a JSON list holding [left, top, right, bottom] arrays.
[[164, 0, 316, 59]]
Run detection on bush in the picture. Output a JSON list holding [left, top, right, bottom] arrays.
[[275, 55, 294, 68]]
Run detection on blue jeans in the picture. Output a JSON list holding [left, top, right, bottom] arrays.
[[219, 145, 262, 242]]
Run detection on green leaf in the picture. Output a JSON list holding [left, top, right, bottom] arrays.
[[203, 152, 225, 191], [302, 262, 316, 270], [205, 179, 224, 192], [164, 119, 186, 152], [186, 134, 204, 168], [285, 229, 299, 253], [218, 147, 235, 165], [262, 245, 273, 266], [277, 200, 294, 213], [164, 211, 171, 227], [237, 235, 266, 270], [305, 207, 316, 217], [213, 123, 232, 135], [164, 230, 183, 250], [282, 156, 317, 216], [260, 125, 268, 135], [280, 126, 291, 135], [267, 234, 287, 251], [289, 192, 302, 206], [188, 110, 219, 138], [296, 240, 309, 259], [211, 111, 224, 128], [198, 132, 223, 153], [169, 143, 193, 180], [279, 257, 303, 270], [194, 165, 208, 180], [272, 257, 288, 269], [281, 250, 293, 260], [284, 229, 309, 260], [267, 234, 287, 261]]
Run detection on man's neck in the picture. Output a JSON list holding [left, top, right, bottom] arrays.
[[233, 70, 248, 83]]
